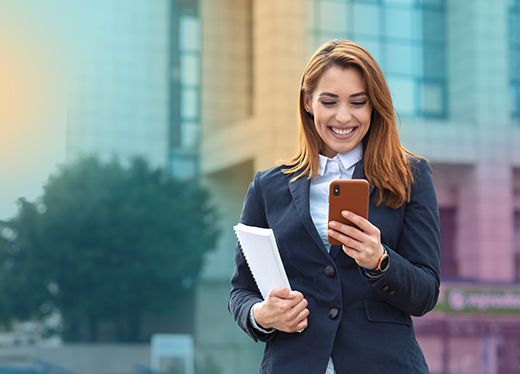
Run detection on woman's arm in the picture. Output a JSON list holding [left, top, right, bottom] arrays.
[[328, 159, 441, 316], [228, 174, 272, 342], [228, 173, 310, 341]]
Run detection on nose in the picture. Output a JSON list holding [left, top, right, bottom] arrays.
[[335, 104, 352, 124]]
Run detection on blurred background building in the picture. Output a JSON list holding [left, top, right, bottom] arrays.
[[61, 0, 202, 347], [1, 0, 519, 373], [1, 0, 203, 372], [197, 0, 520, 373], [66, 0, 201, 182]]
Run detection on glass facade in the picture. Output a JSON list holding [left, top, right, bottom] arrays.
[[169, 0, 201, 181], [307, 0, 446, 119], [65, 0, 170, 169], [510, 0, 520, 119]]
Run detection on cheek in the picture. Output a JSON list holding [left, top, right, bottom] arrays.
[[312, 111, 323, 127], [314, 109, 333, 126], [313, 119, 324, 135], [361, 108, 373, 126]]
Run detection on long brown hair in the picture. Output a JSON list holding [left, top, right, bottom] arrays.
[[281, 40, 419, 209]]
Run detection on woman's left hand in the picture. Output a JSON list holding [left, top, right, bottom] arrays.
[[328, 210, 384, 269]]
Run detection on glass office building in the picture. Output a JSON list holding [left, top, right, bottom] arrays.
[[66, 1, 170, 169], [66, 0, 200, 182], [308, 0, 446, 119], [168, 0, 201, 181]]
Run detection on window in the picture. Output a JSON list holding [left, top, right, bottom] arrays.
[[509, 0, 520, 119], [307, 0, 447, 119], [169, 3, 201, 181], [439, 208, 458, 278], [514, 211, 520, 280]]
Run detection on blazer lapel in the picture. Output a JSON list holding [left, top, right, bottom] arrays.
[[288, 160, 374, 261], [288, 172, 329, 254], [351, 158, 374, 195]]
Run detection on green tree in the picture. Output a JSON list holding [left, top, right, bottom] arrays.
[[0, 156, 218, 342]]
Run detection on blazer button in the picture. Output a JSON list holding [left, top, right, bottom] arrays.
[[388, 290, 395, 296], [325, 266, 336, 278], [328, 308, 339, 319]]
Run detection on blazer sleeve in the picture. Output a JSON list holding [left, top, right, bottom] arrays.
[[228, 172, 278, 343], [362, 159, 441, 317]]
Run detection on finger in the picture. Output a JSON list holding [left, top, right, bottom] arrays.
[[288, 308, 309, 333], [268, 287, 297, 300], [291, 297, 308, 316], [334, 216, 382, 253], [341, 210, 378, 235], [297, 305, 310, 321], [342, 243, 374, 265], [294, 316, 309, 332], [327, 227, 363, 250], [342, 244, 370, 267], [281, 297, 307, 323], [328, 219, 369, 242]]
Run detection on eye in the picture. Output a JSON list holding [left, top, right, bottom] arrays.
[[352, 100, 367, 107], [320, 101, 336, 107]]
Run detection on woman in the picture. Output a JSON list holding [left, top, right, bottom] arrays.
[[229, 40, 440, 374]]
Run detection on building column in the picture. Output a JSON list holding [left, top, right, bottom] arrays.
[[447, 0, 515, 280], [252, 0, 307, 171], [197, 1, 307, 373], [456, 139, 514, 280]]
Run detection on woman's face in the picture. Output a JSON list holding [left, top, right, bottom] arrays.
[[304, 66, 372, 158]]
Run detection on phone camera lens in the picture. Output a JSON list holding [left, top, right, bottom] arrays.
[[333, 185, 340, 196]]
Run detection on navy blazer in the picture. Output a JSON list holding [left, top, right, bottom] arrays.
[[229, 158, 440, 374]]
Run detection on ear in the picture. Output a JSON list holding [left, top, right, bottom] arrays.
[[303, 91, 312, 114]]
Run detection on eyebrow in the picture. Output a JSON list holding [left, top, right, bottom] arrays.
[[318, 91, 367, 98]]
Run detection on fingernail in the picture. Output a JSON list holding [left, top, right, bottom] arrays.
[[329, 221, 337, 228]]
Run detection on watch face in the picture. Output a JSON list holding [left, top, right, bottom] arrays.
[[380, 254, 390, 271]]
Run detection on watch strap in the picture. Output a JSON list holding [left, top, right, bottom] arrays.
[[366, 246, 389, 275]]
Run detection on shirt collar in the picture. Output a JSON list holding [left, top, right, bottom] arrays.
[[317, 143, 363, 177]]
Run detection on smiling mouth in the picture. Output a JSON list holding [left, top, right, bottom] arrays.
[[330, 127, 355, 135]]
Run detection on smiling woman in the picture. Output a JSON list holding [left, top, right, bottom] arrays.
[[229, 40, 441, 374], [303, 66, 372, 158]]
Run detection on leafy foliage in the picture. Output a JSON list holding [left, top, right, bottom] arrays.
[[0, 156, 218, 342]]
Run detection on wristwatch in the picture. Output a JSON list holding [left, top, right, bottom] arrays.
[[366, 247, 390, 275]]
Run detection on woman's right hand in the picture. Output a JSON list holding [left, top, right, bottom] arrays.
[[252, 287, 309, 333]]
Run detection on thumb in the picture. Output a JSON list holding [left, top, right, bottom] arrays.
[[268, 287, 296, 299]]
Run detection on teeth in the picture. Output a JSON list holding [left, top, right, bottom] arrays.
[[331, 127, 354, 135]]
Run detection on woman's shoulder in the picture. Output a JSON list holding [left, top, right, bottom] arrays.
[[406, 154, 432, 176], [250, 165, 295, 197], [404, 155, 436, 195], [254, 165, 290, 183]]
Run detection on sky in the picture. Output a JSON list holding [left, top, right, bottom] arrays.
[[0, 1, 169, 220], [0, 1, 87, 220]]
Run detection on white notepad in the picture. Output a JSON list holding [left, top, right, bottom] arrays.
[[233, 223, 291, 299]]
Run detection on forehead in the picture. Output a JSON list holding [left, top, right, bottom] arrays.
[[314, 65, 366, 94]]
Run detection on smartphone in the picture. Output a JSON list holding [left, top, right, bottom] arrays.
[[327, 179, 370, 246]]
